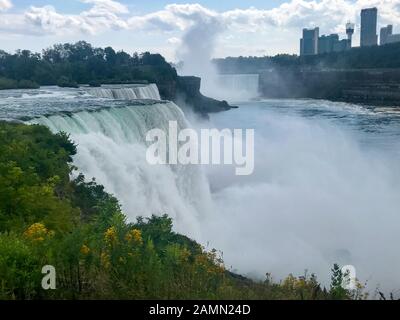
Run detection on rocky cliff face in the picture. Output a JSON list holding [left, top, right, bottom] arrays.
[[157, 76, 232, 115], [260, 68, 400, 107]]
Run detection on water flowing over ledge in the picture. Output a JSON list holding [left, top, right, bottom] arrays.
[[88, 84, 161, 101], [28, 101, 213, 240], [0, 83, 213, 239], [0, 84, 164, 121]]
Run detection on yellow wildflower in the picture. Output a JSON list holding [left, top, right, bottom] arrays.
[[125, 229, 143, 245], [23, 223, 54, 242], [80, 244, 90, 255], [281, 274, 310, 291], [281, 274, 296, 289], [100, 252, 111, 269], [195, 254, 209, 268], [104, 226, 117, 244]]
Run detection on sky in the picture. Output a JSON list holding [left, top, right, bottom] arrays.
[[0, 0, 400, 61]]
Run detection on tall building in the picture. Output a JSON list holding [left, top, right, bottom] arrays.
[[360, 7, 378, 47], [380, 25, 393, 45], [317, 24, 352, 55], [387, 34, 400, 44], [300, 28, 319, 55], [318, 34, 339, 54], [380, 25, 400, 45], [333, 39, 350, 52]]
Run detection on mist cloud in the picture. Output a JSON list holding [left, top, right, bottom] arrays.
[[199, 101, 400, 293]]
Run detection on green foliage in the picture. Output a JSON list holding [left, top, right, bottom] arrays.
[[328, 263, 369, 300], [0, 123, 78, 232], [71, 174, 121, 223], [57, 76, 79, 88], [0, 77, 39, 90], [330, 263, 348, 299], [0, 42, 177, 89], [0, 77, 16, 89], [0, 233, 42, 299], [16, 79, 40, 89]]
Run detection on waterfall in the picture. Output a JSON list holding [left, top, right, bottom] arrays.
[[88, 84, 161, 100], [28, 101, 212, 239], [216, 74, 260, 101], [201, 73, 260, 102]]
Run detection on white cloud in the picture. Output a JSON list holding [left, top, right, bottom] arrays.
[[23, 1, 129, 35], [25, 6, 87, 33], [0, 0, 12, 12], [128, 4, 222, 33], [125, 1, 400, 35], [167, 37, 181, 45], [81, 0, 129, 15], [3, 1, 400, 37], [1, 0, 400, 56]]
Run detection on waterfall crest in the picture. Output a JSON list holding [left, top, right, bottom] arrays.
[[88, 84, 161, 100], [28, 101, 212, 239]]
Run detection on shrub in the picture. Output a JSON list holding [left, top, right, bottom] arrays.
[[0, 78, 39, 90], [0, 233, 42, 299], [17, 79, 40, 89], [88, 80, 101, 87], [0, 77, 18, 90], [57, 76, 79, 88]]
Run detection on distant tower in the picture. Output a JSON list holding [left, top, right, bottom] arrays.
[[346, 22, 355, 48]]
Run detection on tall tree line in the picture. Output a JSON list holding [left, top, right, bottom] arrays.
[[0, 41, 177, 88]]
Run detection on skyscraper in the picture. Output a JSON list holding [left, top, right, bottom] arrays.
[[300, 27, 319, 55], [318, 34, 338, 54], [380, 25, 400, 45], [360, 7, 378, 47], [380, 25, 393, 45]]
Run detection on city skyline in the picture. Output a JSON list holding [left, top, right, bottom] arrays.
[[300, 6, 400, 56], [0, 0, 400, 61]]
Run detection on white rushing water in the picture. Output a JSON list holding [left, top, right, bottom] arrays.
[[29, 101, 212, 239], [200, 99, 400, 293], [88, 84, 161, 100]]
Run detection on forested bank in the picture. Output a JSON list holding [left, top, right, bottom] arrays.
[[0, 41, 176, 90]]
